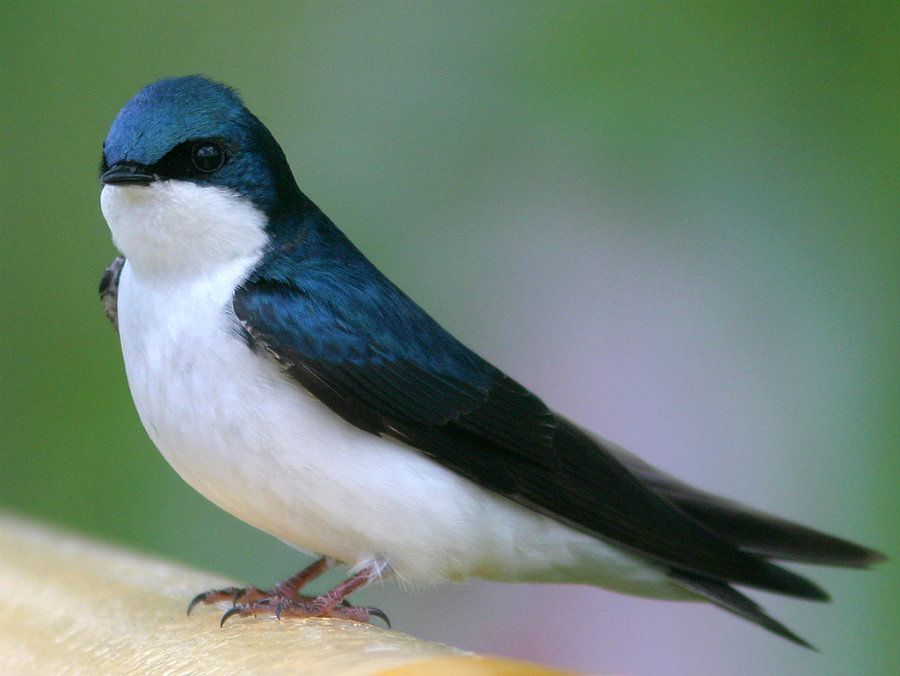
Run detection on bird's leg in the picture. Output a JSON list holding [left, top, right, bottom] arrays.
[[187, 555, 337, 614], [271, 555, 339, 600], [188, 557, 390, 627]]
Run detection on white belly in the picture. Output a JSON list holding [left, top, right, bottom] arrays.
[[116, 257, 683, 598]]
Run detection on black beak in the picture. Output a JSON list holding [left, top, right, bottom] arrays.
[[101, 162, 156, 186]]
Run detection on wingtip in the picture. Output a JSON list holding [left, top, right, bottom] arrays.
[[858, 547, 889, 568], [669, 570, 819, 649]]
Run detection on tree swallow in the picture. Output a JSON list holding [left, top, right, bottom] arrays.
[[98, 76, 883, 647]]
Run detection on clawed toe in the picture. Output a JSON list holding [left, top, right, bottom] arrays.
[[187, 586, 267, 615]]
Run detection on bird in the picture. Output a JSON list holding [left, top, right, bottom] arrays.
[[98, 75, 883, 648]]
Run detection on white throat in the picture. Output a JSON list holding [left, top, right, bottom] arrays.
[[100, 180, 268, 279]]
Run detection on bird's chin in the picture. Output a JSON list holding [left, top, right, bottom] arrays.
[[100, 181, 268, 278], [100, 183, 159, 258]]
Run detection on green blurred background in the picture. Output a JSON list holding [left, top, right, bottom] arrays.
[[1, 2, 897, 674]]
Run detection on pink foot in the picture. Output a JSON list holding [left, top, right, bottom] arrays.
[[187, 556, 390, 627]]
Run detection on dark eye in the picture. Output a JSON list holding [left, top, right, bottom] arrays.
[[191, 142, 227, 173]]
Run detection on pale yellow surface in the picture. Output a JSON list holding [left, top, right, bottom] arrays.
[[0, 513, 585, 675]]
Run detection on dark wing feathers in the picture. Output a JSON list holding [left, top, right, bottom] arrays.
[[606, 440, 886, 568], [456, 376, 558, 461], [501, 418, 829, 600], [228, 240, 881, 646], [669, 569, 817, 649]]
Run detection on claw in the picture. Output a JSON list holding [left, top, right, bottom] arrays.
[[220, 605, 244, 627], [366, 607, 391, 628], [187, 586, 247, 615], [187, 592, 206, 616]]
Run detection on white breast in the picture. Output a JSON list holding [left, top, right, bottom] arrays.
[[102, 180, 682, 598]]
